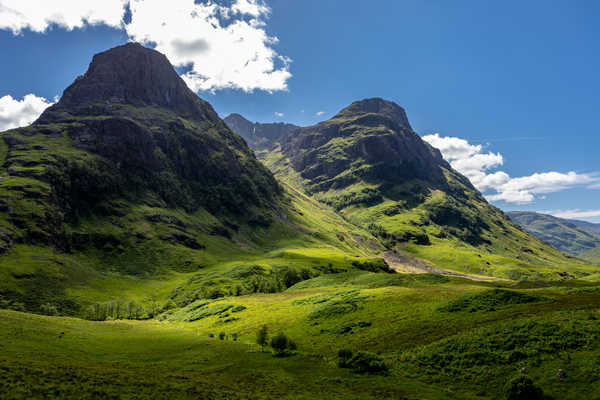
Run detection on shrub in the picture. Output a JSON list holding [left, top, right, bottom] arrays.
[[338, 349, 353, 367], [40, 303, 59, 316], [270, 332, 297, 356], [218, 332, 226, 340], [504, 375, 543, 400], [256, 325, 269, 351], [342, 351, 388, 374]]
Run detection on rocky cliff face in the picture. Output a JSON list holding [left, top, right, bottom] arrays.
[[278, 98, 456, 194], [0, 43, 282, 255], [38, 43, 218, 124], [224, 113, 298, 150]]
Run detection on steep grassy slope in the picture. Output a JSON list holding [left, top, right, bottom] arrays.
[[581, 246, 600, 263], [0, 44, 384, 316], [260, 99, 595, 280], [507, 211, 600, 256], [3, 275, 600, 399]]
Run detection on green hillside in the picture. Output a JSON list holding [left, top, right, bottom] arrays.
[[4, 275, 600, 399], [2, 44, 600, 400], [260, 99, 593, 281], [507, 211, 600, 256], [0, 44, 384, 317], [581, 246, 600, 263]]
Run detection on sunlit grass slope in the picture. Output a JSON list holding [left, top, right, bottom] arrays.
[[3, 273, 600, 399]]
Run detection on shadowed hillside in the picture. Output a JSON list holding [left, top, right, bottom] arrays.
[[0, 44, 385, 316]]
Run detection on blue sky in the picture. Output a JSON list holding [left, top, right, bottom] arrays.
[[0, 0, 599, 221]]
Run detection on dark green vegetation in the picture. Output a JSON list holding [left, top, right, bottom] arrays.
[[508, 211, 600, 259], [2, 43, 600, 399]]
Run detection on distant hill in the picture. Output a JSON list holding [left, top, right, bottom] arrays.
[[581, 245, 600, 262], [569, 219, 600, 235], [507, 211, 600, 257], [223, 113, 298, 151]]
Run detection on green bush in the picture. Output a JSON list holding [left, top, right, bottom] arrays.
[[270, 332, 297, 356], [504, 375, 543, 400], [40, 303, 59, 316], [338, 349, 353, 367], [341, 351, 388, 374]]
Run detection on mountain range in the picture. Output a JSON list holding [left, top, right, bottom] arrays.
[[2, 43, 600, 400], [507, 211, 600, 261]]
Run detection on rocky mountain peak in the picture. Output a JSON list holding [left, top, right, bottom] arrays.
[[37, 42, 218, 123], [335, 97, 412, 130]]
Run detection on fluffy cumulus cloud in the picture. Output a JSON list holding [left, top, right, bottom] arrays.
[[0, 0, 127, 33], [0, 94, 54, 131], [423, 133, 600, 204], [0, 0, 291, 93]]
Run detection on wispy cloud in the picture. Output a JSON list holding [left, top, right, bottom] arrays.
[[316, 111, 325, 116], [274, 112, 284, 117], [423, 133, 600, 204], [548, 209, 600, 220], [0, 94, 54, 131], [0, 0, 291, 93]]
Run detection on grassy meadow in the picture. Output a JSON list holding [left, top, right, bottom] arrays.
[[2, 272, 600, 399]]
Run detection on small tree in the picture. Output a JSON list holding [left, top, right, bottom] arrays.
[[504, 375, 544, 400], [256, 325, 269, 352], [270, 332, 297, 356], [219, 332, 226, 340]]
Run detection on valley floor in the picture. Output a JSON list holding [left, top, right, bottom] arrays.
[[2, 272, 600, 399]]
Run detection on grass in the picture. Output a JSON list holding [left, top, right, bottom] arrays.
[[3, 274, 600, 399]]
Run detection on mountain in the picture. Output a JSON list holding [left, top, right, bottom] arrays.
[[264, 98, 591, 280], [223, 113, 298, 151], [569, 219, 600, 235], [507, 211, 600, 258], [0, 43, 381, 315]]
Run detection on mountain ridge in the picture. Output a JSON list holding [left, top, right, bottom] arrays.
[[507, 211, 600, 258], [223, 113, 299, 151]]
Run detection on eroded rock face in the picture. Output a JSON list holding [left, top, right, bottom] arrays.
[[38, 43, 219, 123], [21, 43, 281, 216], [224, 113, 299, 150]]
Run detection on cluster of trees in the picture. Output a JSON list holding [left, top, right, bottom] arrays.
[[174, 266, 315, 307], [84, 300, 153, 321], [256, 325, 297, 356]]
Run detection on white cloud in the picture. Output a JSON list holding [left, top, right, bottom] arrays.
[[549, 209, 600, 220], [316, 111, 325, 116], [0, 0, 127, 33], [423, 133, 600, 204], [0, 94, 54, 131], [274, 112, 284, 117], [0, 0, 291, 93]]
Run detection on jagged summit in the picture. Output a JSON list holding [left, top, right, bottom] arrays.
[[335, 98, 412, 130], [277, 98, 450, 193], [37, 42, 218, 123]]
